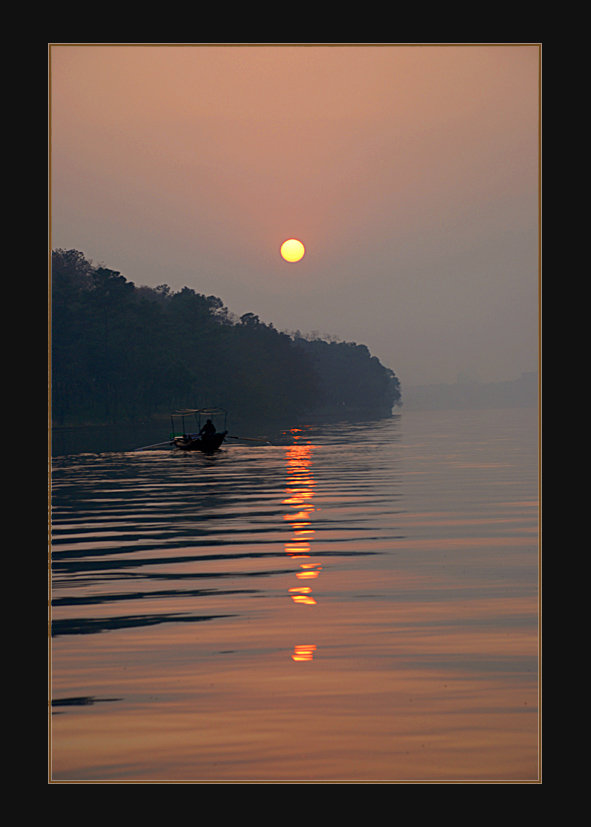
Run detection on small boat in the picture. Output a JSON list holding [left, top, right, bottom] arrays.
[[170, 407, 228, 453], [133, 408, 270, 453]]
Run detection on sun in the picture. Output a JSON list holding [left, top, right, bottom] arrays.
[[280, 238, 305, 263]]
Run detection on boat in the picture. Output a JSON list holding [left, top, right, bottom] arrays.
[[133, 407, 271, 453], [169, 407, 228, 453]]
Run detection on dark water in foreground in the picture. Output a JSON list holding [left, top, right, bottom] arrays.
[[50, 408, 539, 782]]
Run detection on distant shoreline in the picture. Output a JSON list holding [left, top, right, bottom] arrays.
[[401, 372, 538, 411]]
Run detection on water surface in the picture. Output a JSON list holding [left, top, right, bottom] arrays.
[[50, 408, 539, 781]]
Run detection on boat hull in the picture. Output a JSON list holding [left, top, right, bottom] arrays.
[[172, 431, 227, 453]]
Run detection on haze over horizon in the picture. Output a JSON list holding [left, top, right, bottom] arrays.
[[50, 44, 540, 388]]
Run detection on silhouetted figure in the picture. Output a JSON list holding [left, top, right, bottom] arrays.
[[199, 419, 216, 437]]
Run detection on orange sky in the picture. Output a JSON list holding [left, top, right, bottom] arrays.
[[50, 44, 540, 386]]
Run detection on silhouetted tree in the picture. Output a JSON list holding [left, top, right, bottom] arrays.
[[293, 336, 401, 414], [51, 249, 400, 426]]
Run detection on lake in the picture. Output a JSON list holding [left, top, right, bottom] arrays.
[[50, 407, 539, 782]]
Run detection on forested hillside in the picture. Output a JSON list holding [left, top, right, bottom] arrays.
[[51, 249, 401, 425]]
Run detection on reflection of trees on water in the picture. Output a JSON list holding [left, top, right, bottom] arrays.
[[51, 451, 285, 638], [284, 429, 320, 661]]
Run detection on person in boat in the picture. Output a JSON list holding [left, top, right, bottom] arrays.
[[199, 419, 217, 437]]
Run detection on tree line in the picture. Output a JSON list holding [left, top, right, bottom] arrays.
[[51, 249, 401, 425]]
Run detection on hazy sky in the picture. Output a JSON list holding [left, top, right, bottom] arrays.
[[50, 44, 540, 386]]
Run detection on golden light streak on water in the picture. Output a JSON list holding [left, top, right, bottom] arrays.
[[283, 433, 320, 655], [292, 644, 317, 661]]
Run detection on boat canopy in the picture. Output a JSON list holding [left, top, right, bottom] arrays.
[[170, 407, 227, 438], [172, 407, 227, 417]]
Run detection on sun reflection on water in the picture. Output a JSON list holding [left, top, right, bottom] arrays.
[[291, 644, 317, 662], [284, 429, 318, 661]]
